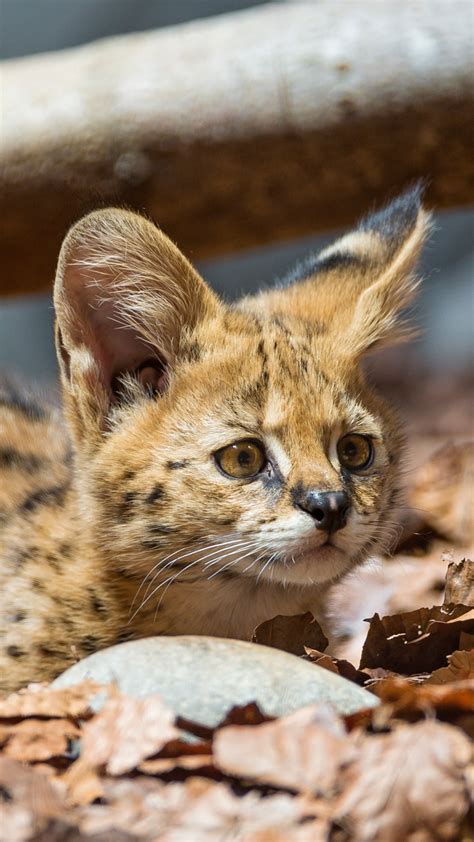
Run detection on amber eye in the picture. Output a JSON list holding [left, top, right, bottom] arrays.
[[337, 434, 374, 471], [215, 440, 267, 479]]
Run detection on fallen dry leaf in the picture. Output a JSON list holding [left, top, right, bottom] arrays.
[[0, 680, 102, 720], [328, 552, 449, 666], [0, 757, 65, 821], [61, 757, 104, 806], [426, 650, 474, 685], [0, 718, 79, 762], [217, 702, 272, 729], [444, 558, 474, 607], [139, 754, 214, 775], [371, 677, 474, 730], [253, 611, 328, 656], [79, 776, 327, 842], [79, 691, 178, 775], [334, 720, 472, 842], [409, 441, 474, 544], [360, 603, 474, 673], [214, 704, 347, 795]]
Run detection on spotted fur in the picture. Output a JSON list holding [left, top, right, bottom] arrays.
[[0, 187, 431, 691]]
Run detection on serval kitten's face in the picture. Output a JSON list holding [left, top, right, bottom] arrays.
[[54, 187, 429, 594]]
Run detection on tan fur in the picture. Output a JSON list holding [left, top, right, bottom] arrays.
[[0, 188, 431, 691]]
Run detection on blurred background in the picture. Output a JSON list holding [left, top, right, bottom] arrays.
[[0, 0, 474, 384]]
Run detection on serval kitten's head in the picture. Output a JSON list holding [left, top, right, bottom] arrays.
[[54, 187, 430, 589]]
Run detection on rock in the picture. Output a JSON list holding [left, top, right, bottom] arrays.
[[54, 636, 378, 727]]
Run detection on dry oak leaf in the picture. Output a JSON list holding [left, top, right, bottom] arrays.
[[0, 757, 65, 841], [79, 777, 326, 842], [372, 678, 474, 726], [333, 720, 472, 842], [0, 717, 79, 762], [0, 680, 102, 720], [409, 441, 474, 545], [214, 703, 347, 795], [360, 604, 474, 674], [444, 558, 474, 607], [61, 756, 104, 807], [79, 691, 178, 775], [253, 611, 328, 656]]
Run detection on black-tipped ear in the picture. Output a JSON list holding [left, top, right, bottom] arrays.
[[358, 182, 426, 254], [242, 184, 431, 355]]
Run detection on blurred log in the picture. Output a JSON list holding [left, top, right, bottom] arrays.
[[1, 0, 473, 296]]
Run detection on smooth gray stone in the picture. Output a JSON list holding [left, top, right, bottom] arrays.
[[54, 636, 378, 726]]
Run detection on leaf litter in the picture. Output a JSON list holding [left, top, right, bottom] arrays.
[[1, 365, 473, 840]]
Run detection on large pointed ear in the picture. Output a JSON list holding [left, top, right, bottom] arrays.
[[243, 185, 432, 357], [54, 208, 220, 446]]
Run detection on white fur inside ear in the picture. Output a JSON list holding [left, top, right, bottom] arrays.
[[344, 208, 431, 356], [318, 230, 384, 264]]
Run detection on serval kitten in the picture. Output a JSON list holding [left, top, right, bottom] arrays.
[[0, 187, 430, 691]]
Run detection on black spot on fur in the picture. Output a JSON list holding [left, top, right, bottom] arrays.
[[12, 548, 33, 569], [146, 484, 165, 504], [80, 635, 100, 655], [116, 629, 135, 644], [122, 469, 136, 482], [38, 644, 61, 659], [120, 490, 137, 518], [148, 523, 174, 536], [45, 553, 61, 572], [31, 578, 45, 592], [89, 590, 107, 614], [13, 611, 27, 622], [0, 448, 43, 472], [6, 645, 24, 659], [59, 543, 72, 558], [165, 460, 189, 470], [20, 482, 69, 514]]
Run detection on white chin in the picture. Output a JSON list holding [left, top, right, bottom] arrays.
[[257, 544, 353, 586]]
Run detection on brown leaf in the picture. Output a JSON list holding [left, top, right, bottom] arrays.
[[359, 604, 474, 673], [253, 612, 328, 656], [0, 681, 102, 720], [214, 704, 347, 794], [61, 757, 104, 807], [372, 678, 474, 725], [409, 441, 474, 544], [334, 720, 472, 842], [0, 718, 79, 762], [426, 650, 474, 685], [80, 692, 178, 775], [79, 777, 326, 841], [328, 552, 448, 666], [0, 757, 65, 818], [139, 754, 214, 775], [217, 702, 272, 729], [444, 558, 474, 607], [304, 648, 369, 685]]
